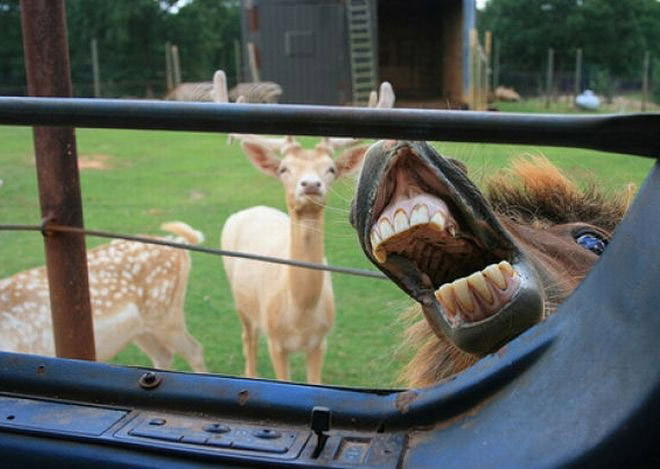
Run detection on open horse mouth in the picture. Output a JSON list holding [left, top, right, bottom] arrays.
[[350, 141, 543, 354]]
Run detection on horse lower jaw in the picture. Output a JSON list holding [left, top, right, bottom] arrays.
[[419, 259, 545, 355]]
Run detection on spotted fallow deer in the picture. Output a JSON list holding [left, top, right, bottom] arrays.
[[0, 221, 207, 372], [350, 141, 632, 387]]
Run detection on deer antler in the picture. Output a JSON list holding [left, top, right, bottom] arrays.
[[323, 81, 396, 150], [375, 81, 395, 108], [228, 134, 297, 154], [225, 81, 396, 151], [211, 70, 228, 104]]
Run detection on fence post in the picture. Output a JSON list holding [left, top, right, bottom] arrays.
[[574, 48, 582, 104], [19, 0, 96, 361], [545, 48, 554, 109], [171, 44, 182, 87], [469, 29, 477, 110], [233, 39, 243, 85], [165, 41, 173, 91], [485, 31, 492, 106], [91, 38, 100, 98], [493, 41, 500, 92], [247, 42, 260, 82], [642, 51, 650, 112]]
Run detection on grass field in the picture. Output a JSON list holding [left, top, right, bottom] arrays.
[[0, 108, 654, 388]]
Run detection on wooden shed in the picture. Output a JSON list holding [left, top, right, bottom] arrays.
[[240, 0, 477, 107]]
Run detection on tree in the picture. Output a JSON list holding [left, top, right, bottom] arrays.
[[66, 0, 170, 97], [163, 0, 241, 85], [0, 0, 241, 98], [0, 0, 25, 95], [481, 0, 660, 96]]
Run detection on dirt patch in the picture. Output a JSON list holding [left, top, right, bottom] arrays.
[[147, 208, 165, 217], [78, 154, 114, 170], [189, 190, 205, 201]]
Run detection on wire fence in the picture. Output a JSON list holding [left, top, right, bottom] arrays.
[[0, 222, 387, 280]]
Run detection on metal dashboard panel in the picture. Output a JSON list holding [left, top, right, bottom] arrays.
[[0, 393, 405, 467]]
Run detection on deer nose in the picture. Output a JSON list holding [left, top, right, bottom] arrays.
[[300, 178, 322, 194]]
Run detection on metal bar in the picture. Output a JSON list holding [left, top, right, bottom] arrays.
[[19, 0, 96, 361], [0, 97, 658, 157], [0, 223, 387, 280]]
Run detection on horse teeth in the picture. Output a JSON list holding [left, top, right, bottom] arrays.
[[370, 229, 382, 249], [435, 283, 456, 315], [393, 209, 409, 234], [483, 263, 507, 290], [430, 212, 446, 232], [467, 271, 493, 303], [410, 204, 429, 227], [373, 247, 387, 264], [498, 260, 515, 277], [379, 218, 394, 241], [453, 278, 474, 312]]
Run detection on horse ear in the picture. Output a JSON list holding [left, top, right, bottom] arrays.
[[241, 141, 281, 177], [334, 144, 369, 178]]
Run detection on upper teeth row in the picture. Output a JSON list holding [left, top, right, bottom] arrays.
[[435, 261, 517, 317], [371, 204, 455, 263]]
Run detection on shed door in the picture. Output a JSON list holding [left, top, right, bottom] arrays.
[[258, 2, 350, 105]]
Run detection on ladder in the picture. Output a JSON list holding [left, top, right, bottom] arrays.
[[347, 0, 377, 105]]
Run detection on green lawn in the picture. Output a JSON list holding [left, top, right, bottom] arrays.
[[0, 120, 654, 388]]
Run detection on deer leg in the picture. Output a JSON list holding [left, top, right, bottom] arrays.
[[240, 319, 259, 378], [267, 339, 290, 381], [306, 339, 327, 385], [165, 328, 207, 373], [133, 334, 174, 370]]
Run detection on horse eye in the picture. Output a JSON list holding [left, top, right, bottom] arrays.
[[327, 167, 336, 175], [575, 232, 607, 255], [279, 166, 288, 175]]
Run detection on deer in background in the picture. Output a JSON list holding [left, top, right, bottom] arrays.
[[0, 220, 207, 372], [219, 80, 395, 384], [165, 69, 282, 104]]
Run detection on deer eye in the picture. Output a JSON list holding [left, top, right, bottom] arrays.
[[575, 232, 607, 255], [327, 167, 336, 175], [279, 166, 289, 175]]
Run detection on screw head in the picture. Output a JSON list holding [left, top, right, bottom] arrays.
[[139, 371, 162, 389]]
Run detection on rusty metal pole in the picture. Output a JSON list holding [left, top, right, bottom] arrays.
[[20, 0, 96, 360]]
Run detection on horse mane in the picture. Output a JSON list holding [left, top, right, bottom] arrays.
[[397, 156, 633, 388], [486, 156, 633, 234]]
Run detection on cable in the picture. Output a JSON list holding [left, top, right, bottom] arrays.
[[0, 223, 387, 280]]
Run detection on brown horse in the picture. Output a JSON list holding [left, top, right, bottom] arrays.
[[350, 141, 632, 387]]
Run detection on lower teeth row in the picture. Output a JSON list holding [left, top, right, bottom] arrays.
[[434, 261, 516, 315]]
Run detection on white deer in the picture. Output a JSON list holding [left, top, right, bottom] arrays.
[[217, 75, 394, 384], [0, 220, 207, 372], [221, 137, 368, 384]]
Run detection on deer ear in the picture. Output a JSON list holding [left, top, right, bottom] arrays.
[[335, 144, 369, 178], [241, 141, 281, 177]]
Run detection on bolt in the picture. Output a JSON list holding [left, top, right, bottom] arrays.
[[138, 371, 162, 389]]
